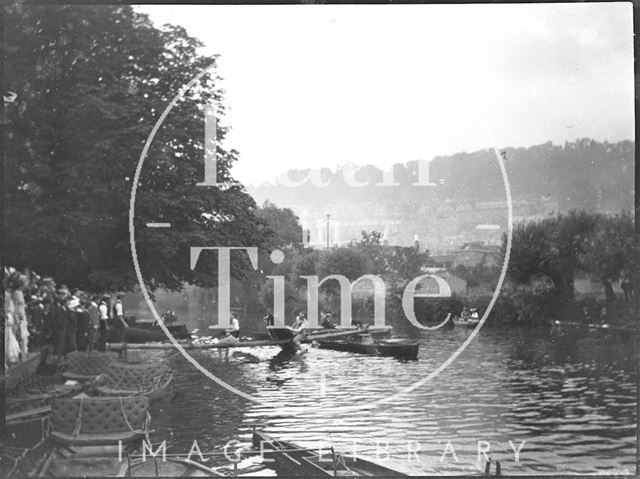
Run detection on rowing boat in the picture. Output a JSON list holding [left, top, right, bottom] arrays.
[[36, 445, 224, 477], [93, 362, 174, 402], [252, 430, 407, 477], [266, 325, 393, 342], [376, 338, 420, 359], [266, 326, 302, 342], [124, 324, 190, 343], [33, 396, 222, 477], [5, 373, 83, 416], [453, 317, 480, 328], [317, 334, 420, 360]]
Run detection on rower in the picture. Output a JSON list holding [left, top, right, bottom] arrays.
[[263, 311, 274, 327], [227, 312, 240, 338], [217, 312, 240, 361], [292, 311, 307, 331], [598, 307, 608, 325], [321, 312, 336, 329]]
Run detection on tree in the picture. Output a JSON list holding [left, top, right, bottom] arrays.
[[255, 201, 304, 249], [505, 211, 599, 302], [354, 230, 429, 280], [4, 3, 270, 291], [578, 212, 636, 302], [316, 248, 368, 283], [355, 231, 386, 273]]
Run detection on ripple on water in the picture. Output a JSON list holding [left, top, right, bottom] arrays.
[[144, 328, 636, 475]]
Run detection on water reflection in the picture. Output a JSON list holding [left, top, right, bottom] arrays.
[[149, 328, 635, 475]]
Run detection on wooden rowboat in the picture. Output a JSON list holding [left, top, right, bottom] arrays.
[[124, 325, 190, 343], [376, 338, 420, 360], [62, 351, 118, 381], [93, 362, 174, 402], [253, 430, 503, 477], [36, 445, 224, 477], [5, 373, 84, 416], [253, 429, 407, 477], [317, 334, 420, 360], [266, 326, 301, 342], [452, 317, 480, 328]]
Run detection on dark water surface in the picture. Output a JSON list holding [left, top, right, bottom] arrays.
[[149, 327, 637, 476]]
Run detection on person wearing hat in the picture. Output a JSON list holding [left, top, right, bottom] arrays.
[[87, 295, 100, 352], [27, 295, 44, 348], [75, 294, 90, 351], [41, 294, 54, 347], [112, 293, 127, 343], [64, 295, 78, 354], [226, 312, 240, 338], [52, 290, 69, 362], [98, 295, 110, 350], [263, 310, 275, 327]]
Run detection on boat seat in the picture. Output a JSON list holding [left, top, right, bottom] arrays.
[[6, 373, 66, 398], [62, 351, 118, 380], [50, 396, 150, 447], [94, 362, 172, 397], [50, 430, 145, 447]]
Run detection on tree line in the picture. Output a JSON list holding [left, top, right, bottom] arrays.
[[504, 210, 637, 304]]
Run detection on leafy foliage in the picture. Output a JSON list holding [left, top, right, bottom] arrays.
[[255, 201, 303, 250], [4, 3, 270, 292], [577, 212, 636, 301], [504, 210, 636, 303]]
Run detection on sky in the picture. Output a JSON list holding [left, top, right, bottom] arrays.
[[138, 3, 634, 186]]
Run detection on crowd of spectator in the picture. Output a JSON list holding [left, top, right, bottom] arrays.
[[4, 267, 126, 370]]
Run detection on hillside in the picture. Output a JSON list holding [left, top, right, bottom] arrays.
[[249, 139, 634, 214]]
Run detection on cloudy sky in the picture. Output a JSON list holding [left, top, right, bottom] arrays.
[[139, 3, 633, 186]]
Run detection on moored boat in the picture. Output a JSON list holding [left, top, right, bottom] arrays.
[[252, 429, 408, 477], [307, 324, 392, 338], [33, 396, 222, 477], [5, 372, 84, 416], [376, 338, 420, 359], [62, 351, 118, 381], [36, 446, 224, 477], [124, 324, 190, 343], [93, 362, 174, 402]]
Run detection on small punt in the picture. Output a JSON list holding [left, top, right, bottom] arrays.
[[35, 396, 221, 477], [37, 447, 222, 477]]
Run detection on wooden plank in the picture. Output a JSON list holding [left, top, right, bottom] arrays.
[[6, 405, 52, 423]]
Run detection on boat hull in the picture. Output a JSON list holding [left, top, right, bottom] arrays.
[[317, 339, 419, 360], [453, 318, 480, 328], [124, 325, 190, 343], [376, 340, 420, 360], [253, 430, 407, 477], [317, 340, 378, 355], [36, 446, 223, 477], [266, 326, 299, 341]]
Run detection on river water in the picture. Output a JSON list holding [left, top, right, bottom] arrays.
[[148, 326, 637, 476]]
